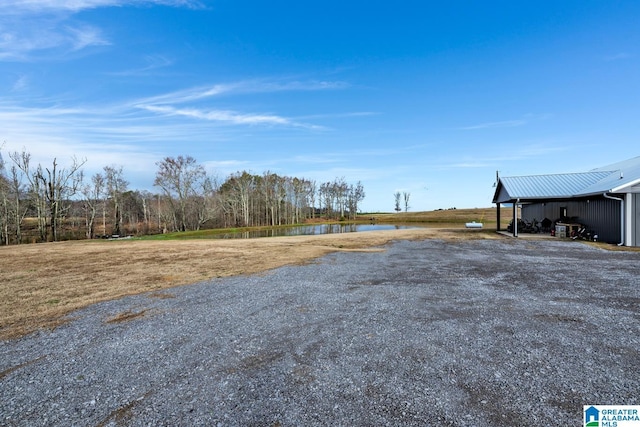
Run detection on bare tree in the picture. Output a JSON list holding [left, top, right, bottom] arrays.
[[0, 153, 9, 245], [319, 182, 333, 219], [261, 172, 278, 226], [138, 190, 155, 234], [229, 171, 255, 227], [394, 191, 402, 213], [194, 175, 219, 229], [8, 163, 29, 243], [348, 181, 365, 219], [154, 155, 207, 232], [104, 166, 128, 236], [403, 192, 411, 212], [121, 190, 145, 234], [82, 173, 104, 239], [307, 179, 317, 219], [0, 151, 27, 245], [9, 151, 85, 241], [36, 157, 85, 241], [0, 191, 8, 245], [10, 150, 46, 241]]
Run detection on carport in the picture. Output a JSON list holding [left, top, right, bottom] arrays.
[[492, 156, 640, 246]]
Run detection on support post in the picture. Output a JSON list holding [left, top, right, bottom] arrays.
[[512, 200, 519, 237]]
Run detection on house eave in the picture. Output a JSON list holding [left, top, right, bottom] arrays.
[[495, 195, 591, 204], [611, 177, 640, 193]]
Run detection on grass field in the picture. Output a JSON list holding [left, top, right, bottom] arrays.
[[365, 207, 506, 225], [0, 207, 571, 340]]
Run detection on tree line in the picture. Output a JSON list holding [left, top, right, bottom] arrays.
[[0, 149, 365, 245]]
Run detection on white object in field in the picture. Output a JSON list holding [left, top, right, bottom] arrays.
[[465, 221, 483, 229]]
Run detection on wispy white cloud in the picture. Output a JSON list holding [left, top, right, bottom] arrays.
[[130, 77, 349, 129], [0, 103, 180, 184], [458, 113, 553, 131], [134, 79, 349, 106], [0, 0, 199, 61], [133, 84, 239, 106], [1, 76, 349, 166], [139, 104, 324, 129], [65, 24, 110, 50], [108, 54, 175, 76], [0, 17, 109, 60], [0, 0, 203, 13], [140, 105, 290, 125], [1, 0, 115, 13], [11, 75, 29, 91], [0, 24, 58, 60]]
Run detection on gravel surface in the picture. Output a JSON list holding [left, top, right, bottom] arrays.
[[1, 238, 639, 426]]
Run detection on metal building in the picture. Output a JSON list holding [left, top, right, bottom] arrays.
[[492, 156, 640, 246]]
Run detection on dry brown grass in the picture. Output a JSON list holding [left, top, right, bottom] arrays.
[[368, 207, 508, 224], [0, 225, 503, 340]]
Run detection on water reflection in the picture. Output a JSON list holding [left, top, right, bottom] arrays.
[[212, 224, 415, 239]]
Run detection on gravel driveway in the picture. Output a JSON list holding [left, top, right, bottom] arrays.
[[1, 238, 639, 426]]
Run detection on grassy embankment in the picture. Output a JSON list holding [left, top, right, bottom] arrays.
[[364, 207, 505, 226]]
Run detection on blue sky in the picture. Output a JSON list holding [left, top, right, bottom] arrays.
[[1, 1, 639, 212]]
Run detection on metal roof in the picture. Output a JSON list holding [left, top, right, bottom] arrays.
[[496, 172, 612, 202], [492, 156, 640, 203], [581, 156, 640, 194]]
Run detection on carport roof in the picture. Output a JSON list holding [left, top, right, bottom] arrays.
[[492, 156, 640, 203]]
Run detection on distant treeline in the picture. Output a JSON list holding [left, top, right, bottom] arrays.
[[0, 150, 365, 245]]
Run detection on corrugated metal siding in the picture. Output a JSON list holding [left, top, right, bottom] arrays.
[[522, 198, 621, 243]]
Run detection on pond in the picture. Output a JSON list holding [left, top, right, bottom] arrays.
[[210, 224, 418, 239]]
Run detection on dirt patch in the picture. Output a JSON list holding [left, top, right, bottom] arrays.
[[105, 309, 148, 324], [0, 355, 47, 381]]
